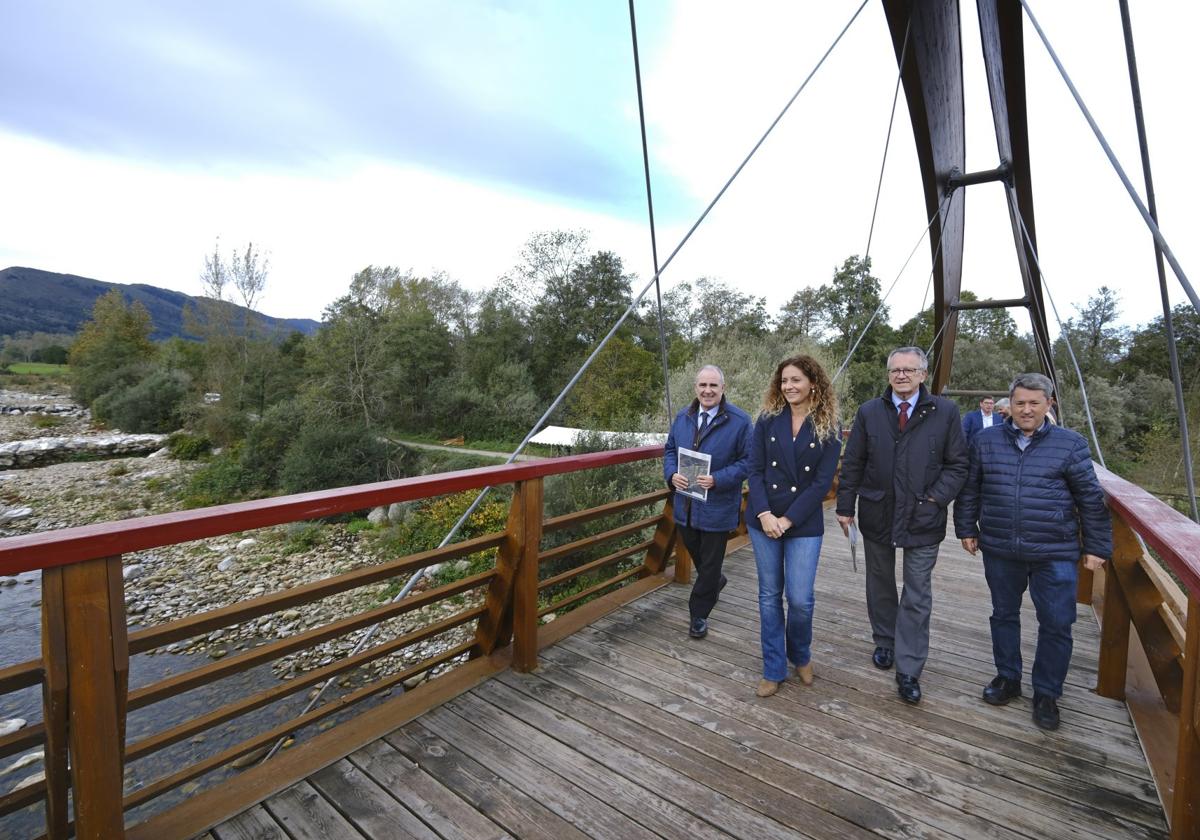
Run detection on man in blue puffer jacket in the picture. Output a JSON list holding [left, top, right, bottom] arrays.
[[954, 372, 1112, 731], [664, 365, 752, 640]]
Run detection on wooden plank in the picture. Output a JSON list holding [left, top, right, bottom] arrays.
[[508, 661, 938, 840], [446, 688, 737, 840], [348, 738, 511, 839], [307, 759, 438, 840], [387, 724, 589, 840], [62, 556, 126, 840], [537, 538, 653, 590], [475, 482, 532, 655], [128, 605, 484, 761], [419, 704, 660, 839], [1172, 594, 1200, 838], [1099, 554, 1134, 700], [0, 444, 663, 576], [644, 586, 1151, 767], [473, 674, 880, 840], [262, 782, 365, 840], [512, 478, 543, 672], [129, 571, 491, 709], [211, 805, 288, 840], [540, 565, 644, 617], [561, 619, 1161, 835], [40, 565, 69, 839], [0, 659, 42, 694], [565, 616, 1164, 834], [640, 500, 678, 575], [542, 489, 667, 534], [537, 516, 657, 565], [125, 647, 511, 840]]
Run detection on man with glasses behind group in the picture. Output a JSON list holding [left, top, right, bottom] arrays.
[[836, 347, 967, 705]]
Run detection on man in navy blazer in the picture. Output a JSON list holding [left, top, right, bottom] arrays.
[[664, 365, 752, 639], [961, 396, 997, 450]]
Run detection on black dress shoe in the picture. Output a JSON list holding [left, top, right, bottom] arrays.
[[982, 675, 1022, 706], [688, 617, 708, 639], [872, 646, 894, 670], [896, 673, 921, 704], [1032, 693, 1060, 730], [719, 575, 728, 593]]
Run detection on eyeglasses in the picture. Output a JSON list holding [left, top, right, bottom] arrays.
[[887, 367, 925, 376]]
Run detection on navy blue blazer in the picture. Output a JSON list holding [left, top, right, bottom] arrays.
[[747, 411, 842, 538]]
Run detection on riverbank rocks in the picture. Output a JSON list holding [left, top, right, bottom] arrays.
[[0, 432, 169, 469]]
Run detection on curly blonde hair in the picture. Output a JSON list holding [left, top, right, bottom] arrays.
[[761, 354, 839, 442]]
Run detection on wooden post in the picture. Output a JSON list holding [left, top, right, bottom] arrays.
[[642, 497, 678, 576], [1096, 562, 1131, 700], [1076, 558, 1094, 605], [40, 567, 70, 840], [673, 536, 693, 585], [1171, 594, 1199, 839], [511, 479, 544, 673], [61, 556, 128, 839]]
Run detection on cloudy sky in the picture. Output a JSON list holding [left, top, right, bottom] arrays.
[[1, 1, 1196, 338]]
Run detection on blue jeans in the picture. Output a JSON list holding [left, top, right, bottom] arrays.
[[982, 554, 1078, 698], [749, 529, 822, 682]]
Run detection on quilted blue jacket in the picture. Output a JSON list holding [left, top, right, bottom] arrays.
[[954, 420, 1113, 562], [663, 398, 752, 532]]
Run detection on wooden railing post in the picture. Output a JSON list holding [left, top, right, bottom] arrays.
[[1172, 594, 1200, 839], [1096, 560, 1132, 700], [57, 556, 128, 839], [642, 497, 679, 576], [511, 479, 544, 672], [40, 567, 70, 840], [475, 479, 543, 666]]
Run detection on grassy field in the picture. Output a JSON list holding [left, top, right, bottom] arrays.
[[6, 362, 70, 375]]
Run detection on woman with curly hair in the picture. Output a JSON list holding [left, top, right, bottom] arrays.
[[747, 354, 842, 697]]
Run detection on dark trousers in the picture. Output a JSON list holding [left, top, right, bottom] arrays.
[[863, 537, 939, 678], [678, 524, 729, 620], [982, 554, 1077, 698]]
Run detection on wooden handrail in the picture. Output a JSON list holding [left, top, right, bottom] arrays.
[[0, 445, 674, 837], [1092, 463, 1200, 838], [0, 445, 663, 575]]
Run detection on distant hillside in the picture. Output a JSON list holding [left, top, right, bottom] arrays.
[[0, 267, 321, 340]]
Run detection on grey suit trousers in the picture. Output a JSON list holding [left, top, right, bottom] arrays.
[[863, 537, 940, 678]]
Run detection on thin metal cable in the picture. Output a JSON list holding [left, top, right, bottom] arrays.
[[864, 14, 911, 264], [263, 1, 870, 760], [1007, 186, 1106, 466], [834, 190, 955, 383], [1118, 0, 1197, 521], [1020, 0, 1200, 316], [628, 0, 672, 421], [924, 308, 956, 360]]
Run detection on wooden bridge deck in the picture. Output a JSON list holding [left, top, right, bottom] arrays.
[[207, 517, 1168, 839]]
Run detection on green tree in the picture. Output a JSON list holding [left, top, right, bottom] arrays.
[[1055, 286, 1128, 380], [662, 277, 768, 346], [69, 290, 157, 406], [565, 337, 660, 429]]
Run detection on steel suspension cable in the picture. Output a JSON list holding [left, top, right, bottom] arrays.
[[834, 189, 956, 383], [1117, 0, 1197, 521], [1007, 186, 1106, 466], [863, 14, 911, 265], [1020, 0, 1200, 316], [264, 1, 871, 761], [628, 0, 672, 420]]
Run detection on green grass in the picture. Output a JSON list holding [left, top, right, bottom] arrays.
[[7, 362, 69, 375]]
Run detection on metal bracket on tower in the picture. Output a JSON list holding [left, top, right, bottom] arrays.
[[946, 161, 1013, 192]]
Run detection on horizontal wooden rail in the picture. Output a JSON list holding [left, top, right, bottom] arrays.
[[0, 446, 663, 575], [126, 605, 486, 762], [542, 489, 667, 534], [537, 514, 659, 565], [0, 721, 45, 764], [539, 565, 645, 617], [123, 640, 476, 811], [128, 531, 504, 655], [128, 571, 493, 710], [538, 540, 655, 592], [0, 661, 42, 694]]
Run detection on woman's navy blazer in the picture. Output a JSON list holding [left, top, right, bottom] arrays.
[[747, 411, 842, 538]]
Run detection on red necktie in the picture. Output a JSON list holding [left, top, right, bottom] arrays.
[[898, 401, 910, 431]]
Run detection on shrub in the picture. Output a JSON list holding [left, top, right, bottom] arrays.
[[168, 432, 212, 461], [240, 402, 305, 490], [184, 451, 251, 507], [31, 415, 65, 429], [278, 421, 394, 494], [93, 368, 191, 433]]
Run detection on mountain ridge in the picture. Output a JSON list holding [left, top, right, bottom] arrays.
[[0, 267, 321, 340]]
